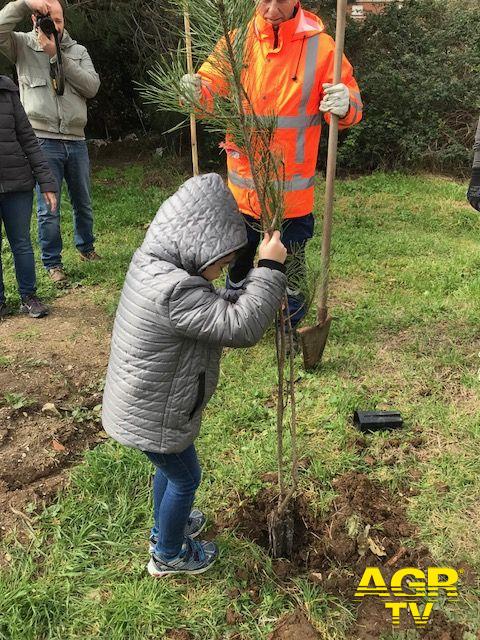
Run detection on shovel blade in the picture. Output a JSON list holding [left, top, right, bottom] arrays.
[[297, 317, 332, 370]]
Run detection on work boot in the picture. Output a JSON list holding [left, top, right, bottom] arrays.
[[79, 250, 101, 262], [48, 266, 68, 286], [20, 294, 49, 319], [147, 537, 218, 578], [0, 301, 10, 319]]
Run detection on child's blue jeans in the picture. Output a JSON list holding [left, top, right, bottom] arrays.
[[143, 444, 201, 559]]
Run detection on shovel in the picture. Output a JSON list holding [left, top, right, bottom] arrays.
[[297, 0, 347, 370]]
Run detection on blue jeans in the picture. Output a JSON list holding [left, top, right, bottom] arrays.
[[228, 213, 315, 327], [143, 444, 202, 559], [36, 139, 95, 269], [0, 191, 36, 302]]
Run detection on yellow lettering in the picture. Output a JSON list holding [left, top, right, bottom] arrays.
[[409, 602, 434, 625], [390, 568, 426, 597], [355, 567, 390, 597], [385, 602, 408, 625], [427, 568, 459, 597]]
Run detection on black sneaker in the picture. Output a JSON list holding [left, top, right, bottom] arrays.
[[20, 295, 49, 319], [0, 301, 9, 319]]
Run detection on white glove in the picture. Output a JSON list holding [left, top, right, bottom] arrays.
[[320, 83, 350, 118], [180, 73, 202, 101]]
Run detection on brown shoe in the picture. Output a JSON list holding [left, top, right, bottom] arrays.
[[48, 266, 68, 285], [79, 250, 101, 262]]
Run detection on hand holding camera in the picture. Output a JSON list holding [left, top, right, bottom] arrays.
[[25, 0, 50, 15], [36, 28, 56, 57]]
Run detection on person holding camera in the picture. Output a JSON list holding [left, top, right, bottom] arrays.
[[0, 74, 57, 319], [0, 0, 100, 286], [467, 116, 480, 213]]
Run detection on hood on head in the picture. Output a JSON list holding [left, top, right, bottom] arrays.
[[141, 173, 248, 275]]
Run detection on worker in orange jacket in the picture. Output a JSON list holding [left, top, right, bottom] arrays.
[[182, 0, 362, 332]]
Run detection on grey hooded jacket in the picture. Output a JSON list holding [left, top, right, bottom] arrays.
[[102, 174, 286, 454]]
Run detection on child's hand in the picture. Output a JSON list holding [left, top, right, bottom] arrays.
[[259, 230, 287, 264]]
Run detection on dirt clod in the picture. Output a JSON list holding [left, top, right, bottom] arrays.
[[268, 608, 319, 640]]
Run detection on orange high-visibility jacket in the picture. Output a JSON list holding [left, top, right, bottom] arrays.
[[198, 4, 362, 219]]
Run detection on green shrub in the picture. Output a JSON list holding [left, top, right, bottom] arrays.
[[338, 0, 480, 173]]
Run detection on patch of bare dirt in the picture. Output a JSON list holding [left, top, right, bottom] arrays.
[[0, 289, 111, 540], [226, 472, 472, 640], [268, 607, 319, 639]]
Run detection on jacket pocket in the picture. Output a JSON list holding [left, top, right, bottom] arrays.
[[189, 372, 206, 420], [19, 75, 56, 123]]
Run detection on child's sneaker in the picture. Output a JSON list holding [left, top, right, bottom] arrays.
[[147, 537, 218, 577], [149, 508, 206, 553]]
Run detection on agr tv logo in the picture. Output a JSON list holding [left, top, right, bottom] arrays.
[[354, 567, 460, 626]]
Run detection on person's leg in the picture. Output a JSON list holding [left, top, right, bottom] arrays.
[[144, 444, 202, 559], [281, 214, 315, 329], [1, 191, 36, 297], [227, 214, 261, 289], [151, 467, 168, 542], [63, 141, 96, 257], [2, 191, 49, 318], [36, 139, 64, 270]]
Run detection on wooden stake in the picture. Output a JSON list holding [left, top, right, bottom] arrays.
[[184, 9, 199, 176]]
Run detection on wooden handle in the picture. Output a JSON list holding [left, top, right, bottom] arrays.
[[317, 0, 347, 323], [184, 9, 199, 177]]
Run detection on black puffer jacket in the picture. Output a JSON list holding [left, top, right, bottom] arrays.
[[0, 75, 56, 195]]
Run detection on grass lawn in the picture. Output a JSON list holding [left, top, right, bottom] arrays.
[[0, 162, 479, 639]]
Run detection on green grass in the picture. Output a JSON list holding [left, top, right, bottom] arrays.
[[1, 167, 480, 638]]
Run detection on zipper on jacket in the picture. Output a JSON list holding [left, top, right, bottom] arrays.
[[189, 372, 206, 420]]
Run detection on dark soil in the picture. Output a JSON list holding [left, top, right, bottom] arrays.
[[227, 471, 472, 639], [0, 290, 111, 542], [268, 607, 320, 639]]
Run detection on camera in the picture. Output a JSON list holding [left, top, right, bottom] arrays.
[[35, 13, 65, 96], [35, 13, 57, 37]]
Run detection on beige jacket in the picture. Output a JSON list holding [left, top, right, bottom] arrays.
[[0, 0, 100, 138]]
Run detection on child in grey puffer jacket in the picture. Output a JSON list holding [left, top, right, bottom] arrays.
[[102, 173, 287, 577]]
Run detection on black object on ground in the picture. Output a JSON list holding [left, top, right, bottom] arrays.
[[353, 410, 403, 433]]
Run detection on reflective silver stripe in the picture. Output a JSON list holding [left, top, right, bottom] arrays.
[[346, 101, 361, 123], [228, 171, 314, 192], [246, 113, 322, 129], [296, 34, 321, 164], [287, 174, 315, 191], [278, 113, 322, 128], [350, 90, 363, 106]]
